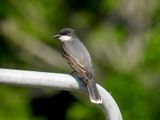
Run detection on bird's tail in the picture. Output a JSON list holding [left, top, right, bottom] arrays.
[[87, 79, 102, 104]]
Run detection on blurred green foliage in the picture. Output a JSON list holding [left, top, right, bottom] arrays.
[[0, 0, 160, 120]]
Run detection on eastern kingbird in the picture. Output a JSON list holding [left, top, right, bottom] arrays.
[[54, 28, 102, 104]]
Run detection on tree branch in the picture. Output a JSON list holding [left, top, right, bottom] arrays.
[[0, 68, 122, 120]]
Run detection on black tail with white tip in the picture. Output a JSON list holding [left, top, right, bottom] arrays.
[[87, 79, 102, 104]]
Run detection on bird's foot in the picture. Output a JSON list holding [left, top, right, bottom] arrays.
[[70, 71, 81, 78]]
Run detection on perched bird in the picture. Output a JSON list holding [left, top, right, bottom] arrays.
[[54, 28, 102, 104]]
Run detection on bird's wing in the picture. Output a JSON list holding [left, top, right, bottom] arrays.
[[61, 45, 88, 78]]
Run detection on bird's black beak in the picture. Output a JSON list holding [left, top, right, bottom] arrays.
[[53, 34, 61, 38]]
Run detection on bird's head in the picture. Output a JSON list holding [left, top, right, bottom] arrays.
[[54, 28, 76, 42]]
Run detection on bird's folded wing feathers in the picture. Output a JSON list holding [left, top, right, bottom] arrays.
[[62, 46, 87, 75]]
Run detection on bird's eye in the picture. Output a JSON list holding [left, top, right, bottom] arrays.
[[60, 32, 67, 35]]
